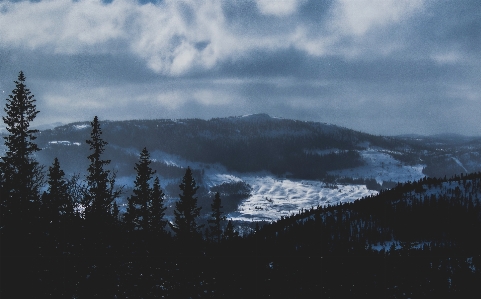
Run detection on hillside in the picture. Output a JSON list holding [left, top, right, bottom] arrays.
[[2, 114, 481, 222], [2, 114, 481, 297]]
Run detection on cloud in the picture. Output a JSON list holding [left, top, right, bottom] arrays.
[[0, 0, 129, 53], [255, 0, 305, 16], [0, 0, 480, 136], [0, 0, 231, 74], [1, 0, 428, 76], [330, 0, 425, 36]]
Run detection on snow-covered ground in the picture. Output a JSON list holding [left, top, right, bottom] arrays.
[[35, 144, 431, 223], [328, 148, 425, 184], [203, 168, 376, 222], [226, 176, 376, 222], [116, 148, 428, 222]]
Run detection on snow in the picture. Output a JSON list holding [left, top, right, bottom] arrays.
[[113, 148, 430, 222], [226, 176, 377, 222], [328, 148, 425, 184], [73, 124, 89, 130], [371, 241, 430, 252], [48, 141, 80, 146], [451, 157, 468, 173]]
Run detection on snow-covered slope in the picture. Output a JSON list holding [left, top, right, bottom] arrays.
[[2, 114, 481, 223], [328, 148, 425, 184]]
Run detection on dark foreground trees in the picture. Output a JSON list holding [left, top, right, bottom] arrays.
[[0, 71, 42, 227], [125, 147, 155, 231], [208, 192, 225, 243], [83, 116, 120, 223], [125, 147, 167, 234], [41, 157, 74, 224], [149, 176, 167, 235], [170, 167, 203, 241]]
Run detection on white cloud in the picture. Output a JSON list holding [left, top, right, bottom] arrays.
[[0, 0, 130, 53], [0, 0, 319, 74], [0, 0, 232, 73], [0, 0, 443, 75], [255, 0, 305, 16], [331, 0, 425, 36], [282, 0, 427, 59]]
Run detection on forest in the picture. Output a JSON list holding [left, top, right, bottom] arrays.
[[1, 72, 481, 297]]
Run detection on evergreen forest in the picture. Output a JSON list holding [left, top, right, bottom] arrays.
[[1, 72, 481, 298]]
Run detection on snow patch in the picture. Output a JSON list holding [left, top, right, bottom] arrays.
[[329, 149, 425, 184], [73, 124, 89, 130], [48, 141, 80, 146]]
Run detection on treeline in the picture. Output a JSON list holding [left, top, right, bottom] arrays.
[[2, 72, 481, 297]]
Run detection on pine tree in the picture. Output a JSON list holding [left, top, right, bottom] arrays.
[[149, 176, 167, 235], [170, 167, 203, 241], [83, 116, 119, 223], [208, 192, 225, 243], [124, 198, 136, 231], [41, 158, 74, 223], [125, 147, 156, 230], [223, 219, 239, 241], [1, 71, 42, 226], [112, 200, 120, 222]]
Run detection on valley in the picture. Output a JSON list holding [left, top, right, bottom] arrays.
[[3, 114, 479, 224]]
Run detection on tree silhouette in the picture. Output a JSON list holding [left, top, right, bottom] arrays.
[[41, 157, 74, 224], [149, 176, 167, 235], [83, 116, 120, 223], [170, 167, 203, 241], [1, 71, 42, 227], [125, 147, 156, 231], [208, 192, 225, 243], [223, 219, 239, 241]]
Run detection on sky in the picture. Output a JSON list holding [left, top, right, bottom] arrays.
[[0, 0, 480, 136]]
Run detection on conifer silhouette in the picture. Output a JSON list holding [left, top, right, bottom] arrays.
[[83, 116, 120, 223], [42, 157, 74, 223], [1, 71, 42, 226], [170, 167, 203, 241]]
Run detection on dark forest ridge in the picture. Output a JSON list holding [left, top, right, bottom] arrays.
[[13, 113, 479, 179]]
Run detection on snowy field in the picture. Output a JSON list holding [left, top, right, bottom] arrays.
[[146, 148, 427, 222], [228, 177, 376, 222], [328, 148, 425, 184], [36, 146, 429, 222], [204, 171, 375, 222]]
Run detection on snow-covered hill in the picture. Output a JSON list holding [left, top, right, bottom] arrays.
[[2, 114, 480, 222]]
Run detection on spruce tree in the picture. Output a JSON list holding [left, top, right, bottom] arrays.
[[208, 192, 225, 243], [170, 167, 203, 241], [41, 157, 74, 223], [83, 116, 119, 223], [223, 219, 239, 241], [1, 71, 42, 226], [124, 197, 136, 231], [125, 147, 155, 230], [112, 201, 120, 222], [149, 176, 167, 235]]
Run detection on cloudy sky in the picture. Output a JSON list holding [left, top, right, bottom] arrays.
[[0, 0, 480, 135]]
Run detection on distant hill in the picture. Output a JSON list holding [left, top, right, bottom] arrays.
[[2, 114, 481, 221], [27, 114, 480, 178]]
